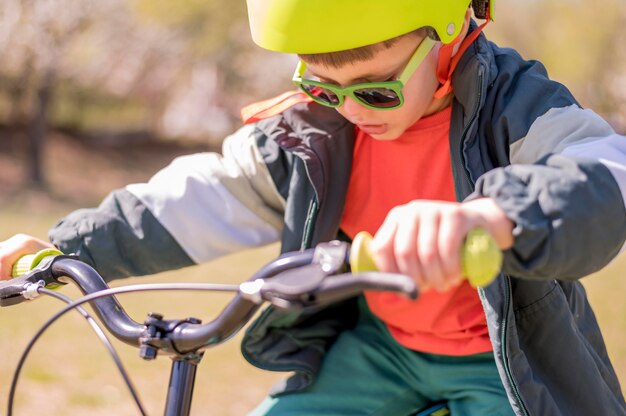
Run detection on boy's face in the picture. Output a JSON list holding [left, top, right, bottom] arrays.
[[303, 33, 446, 141]]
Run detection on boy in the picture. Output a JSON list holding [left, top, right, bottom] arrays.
[[1, 0, 626, 414]]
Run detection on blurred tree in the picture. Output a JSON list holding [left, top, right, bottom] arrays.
[[0, 0, 98, 185], [127, 0, 293, 140], [0, 0, 292, 144]]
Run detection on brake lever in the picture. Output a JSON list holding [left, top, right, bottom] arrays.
[[0, 275, 35, 306], [255, 263, 328, 297], [239, 240, 350, 308], [0, 269, 55, 307], [241, 270, 417, 311], [0, 254, 75, 306], [312, 272, 418, 306]]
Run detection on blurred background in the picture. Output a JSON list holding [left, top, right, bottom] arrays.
[[0, 0, 625, 414]]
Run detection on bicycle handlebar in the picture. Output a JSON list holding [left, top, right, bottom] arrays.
[[0, 229, 502, 356], [0, 240, 417, 355]]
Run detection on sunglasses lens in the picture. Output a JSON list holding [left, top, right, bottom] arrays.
[[354, 88, 401, 108], [301, 84, 340, 106]]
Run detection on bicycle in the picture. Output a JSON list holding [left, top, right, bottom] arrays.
[[0, 230, 500, 416]]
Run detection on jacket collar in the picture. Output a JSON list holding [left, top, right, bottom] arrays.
[[451, 21, 497, 121]]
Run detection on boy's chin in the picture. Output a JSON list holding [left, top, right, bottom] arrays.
[[370, 129, 402, 141]]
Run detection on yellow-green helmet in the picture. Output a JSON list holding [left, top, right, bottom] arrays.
[[246, 0, 492, 54]]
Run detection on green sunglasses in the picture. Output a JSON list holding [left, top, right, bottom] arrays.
[[293, 37, 435, 110]]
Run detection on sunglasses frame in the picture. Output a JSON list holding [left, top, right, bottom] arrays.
[[292, 37, 435, 110]]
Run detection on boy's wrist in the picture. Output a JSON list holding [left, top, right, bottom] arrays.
[[463, 198, 514, 250]]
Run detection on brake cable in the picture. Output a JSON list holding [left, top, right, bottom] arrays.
[[8, 287, 147, 416], [7, 283, 240, 415]]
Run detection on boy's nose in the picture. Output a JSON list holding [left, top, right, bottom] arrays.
[[341, 96, 366, 117]]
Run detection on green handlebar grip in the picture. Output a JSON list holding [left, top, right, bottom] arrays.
[[11, 248, 64, 278], [350, 228, 502, 288]]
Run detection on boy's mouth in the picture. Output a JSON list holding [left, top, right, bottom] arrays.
[[357, 123, 388, 136]]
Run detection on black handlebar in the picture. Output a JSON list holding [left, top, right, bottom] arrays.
[[51, 259, 145, 345], [0, 240, 417, 356]]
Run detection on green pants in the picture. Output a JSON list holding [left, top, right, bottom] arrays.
[[249, 298, 515, 416]]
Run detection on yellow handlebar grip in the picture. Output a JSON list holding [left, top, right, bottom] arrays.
[[349, 231, 377, 273], [460, 228, 502, 288], [11, 248, 64, 278], [349, 229, 502, 288]]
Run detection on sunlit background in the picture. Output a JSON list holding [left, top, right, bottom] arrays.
[[1, 1, 625, 415], [0, 0, 625, 189]]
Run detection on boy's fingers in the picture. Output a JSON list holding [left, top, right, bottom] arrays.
[[0, 250, 23, 280], [416, 211, 446, 290], [437, 211, 466, 280], [0, 259, 12, 280], [370, 219, 400, 274], [0, 234, 55, 280], [393, 214, 422, 284]]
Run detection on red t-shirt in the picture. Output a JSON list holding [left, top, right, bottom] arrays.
[[340, 106, 492, 355]]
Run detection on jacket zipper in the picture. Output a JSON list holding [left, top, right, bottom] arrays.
[[301, 197, 319, 250], [279, 138, 322, 251], [499, 277, 530, 416], [460, 70, 529, 416], [242, 158, 320, 376]]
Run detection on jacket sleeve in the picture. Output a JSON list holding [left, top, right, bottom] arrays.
[[49, 124, 285, 281], [473, 105, 626, 280]]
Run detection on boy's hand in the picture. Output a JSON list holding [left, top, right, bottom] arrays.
[[0, 234, 55, 280], [369, 198, 513, 292]]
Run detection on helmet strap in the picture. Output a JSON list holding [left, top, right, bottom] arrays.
[[434, 16, 491, 99]]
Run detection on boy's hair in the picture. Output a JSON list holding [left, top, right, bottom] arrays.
[[298, 27, 438, 68]]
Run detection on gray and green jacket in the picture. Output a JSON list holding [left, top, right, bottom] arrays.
[[50, 30, 626, 415]]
